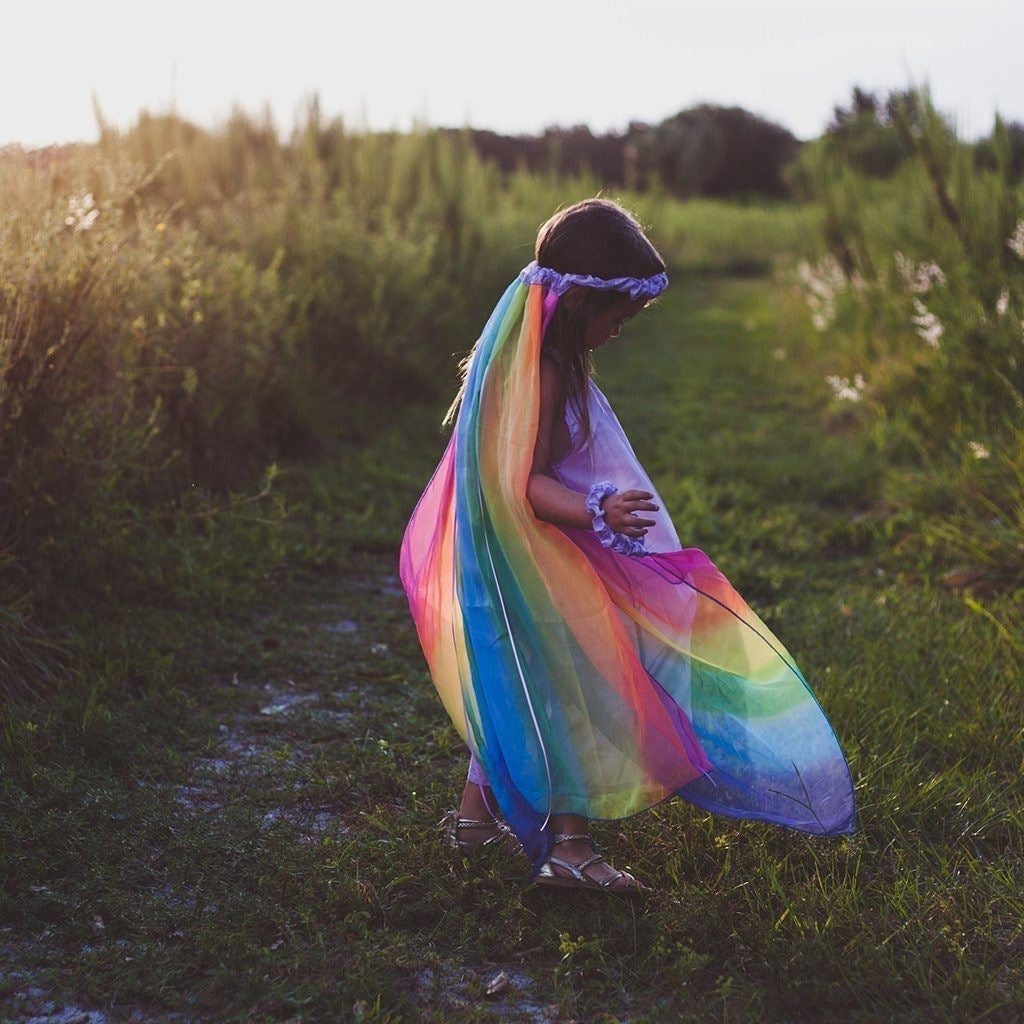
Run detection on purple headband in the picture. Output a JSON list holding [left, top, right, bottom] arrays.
[[518, 259, 669, 301]]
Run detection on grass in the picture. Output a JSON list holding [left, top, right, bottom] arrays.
[[2, 272, 1022, 1023]]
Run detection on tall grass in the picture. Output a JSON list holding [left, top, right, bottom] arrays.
[[2, 274, 1020, 1022], [2, 95, 1021, 1018], [634, 192, 823, 276], [0, 98, 813, 702], [780, 83, 1024, 595]]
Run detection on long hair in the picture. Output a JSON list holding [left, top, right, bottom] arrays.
[[442, 196, 666, 432], [534, 197, 666, 445]]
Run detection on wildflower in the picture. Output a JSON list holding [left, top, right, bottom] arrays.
[[156, 222, 166, 232], [825, 373, 866, 402], [967, 441, 990, 459], [995, 290, 1009, 317], [65, 191, 99, 232], [894, 250, 913, 282], [772, 347, 786, 360], [1007, 218, 1024, 260], [894, 251, 946, 293], [911, 297, 943, 349], [797, 254, 847, 331]]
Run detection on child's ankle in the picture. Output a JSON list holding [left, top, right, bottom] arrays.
[[459, 782, 497, 820]]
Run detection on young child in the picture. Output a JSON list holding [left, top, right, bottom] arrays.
[[399, 198, 856, 896]]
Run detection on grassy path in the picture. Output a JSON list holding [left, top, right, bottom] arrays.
[[2, 275, 1021, 1023]]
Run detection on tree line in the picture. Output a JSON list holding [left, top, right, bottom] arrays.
[[442, 87, 1024, 200]]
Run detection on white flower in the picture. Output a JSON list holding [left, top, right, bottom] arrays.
[[967, 441, 990, 459], [798, 254, 846, 299], [825, 373, 866, 402], [894, 250, 913, 281], [1007, 218, 1024, 260], [797, 254, 848, 331], [65, 191, 98, 232], [995, 290, 1009, 317], [894, 251, 946, 294], [911, 298, 943, 349], [772, 347, 786, 360]]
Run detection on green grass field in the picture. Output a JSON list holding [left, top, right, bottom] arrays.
[[2, 272, 1021, 1023]]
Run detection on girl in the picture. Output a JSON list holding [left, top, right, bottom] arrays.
[[399, 198, 856, 896]]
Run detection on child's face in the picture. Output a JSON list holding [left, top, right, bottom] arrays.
[[583, 296, 648, 350]]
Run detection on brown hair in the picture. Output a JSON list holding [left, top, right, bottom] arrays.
[[535, 197, 666, 445], [441, 196, 665, 434]]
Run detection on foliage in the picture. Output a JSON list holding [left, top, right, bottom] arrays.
[[2, 278, 1020, 1023], [1, 100, 821, 700], [629, 103, 801, 199], [782, 82, 1024, 592], [442, 103, 803, 199]]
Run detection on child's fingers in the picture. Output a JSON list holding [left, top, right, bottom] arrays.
[[625, 514, 656, 527], [619, 489, 654, 502], [622, 496, 659, 511]]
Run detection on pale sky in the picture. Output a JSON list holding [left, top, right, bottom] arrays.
[[5, 0, 1021, 149]]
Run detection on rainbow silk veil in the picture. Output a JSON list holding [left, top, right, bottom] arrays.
[[399, 262, 856, 878]]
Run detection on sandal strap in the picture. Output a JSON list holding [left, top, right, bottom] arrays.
[[497, 822, 524, 850], [538, 851, 648, 891], [542, 854, 588, 881], [540, 851, 607, 883], [551, 832, 593, 844], [455, 815, 500, 828], [474, 831, 507, 849], [439, 809, 500, 829], [439, 808, 522, 855]]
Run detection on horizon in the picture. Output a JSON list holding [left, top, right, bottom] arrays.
[[5, 0, 1022, 150]]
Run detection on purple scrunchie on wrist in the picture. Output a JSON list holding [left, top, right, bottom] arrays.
[[585, 481, 648, 557]]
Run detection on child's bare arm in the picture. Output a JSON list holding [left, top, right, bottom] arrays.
[[525, 356, 657, 537]]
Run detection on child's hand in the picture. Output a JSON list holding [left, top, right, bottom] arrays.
[[600, 489, 659, 538]]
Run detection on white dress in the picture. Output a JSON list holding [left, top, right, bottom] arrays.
[[550, 370, 682, 554]]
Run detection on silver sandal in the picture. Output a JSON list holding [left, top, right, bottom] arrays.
[[534, 832, 653, 895], [439, 809, 524, 858]]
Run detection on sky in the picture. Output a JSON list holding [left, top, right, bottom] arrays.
[[4, 0, 1021, 149]]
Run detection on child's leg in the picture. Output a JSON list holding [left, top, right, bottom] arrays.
[[460, 756, 639, 883], [466, 751, 490, 787], [460, 752, 500, 821]]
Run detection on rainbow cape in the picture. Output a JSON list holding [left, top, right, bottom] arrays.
[[399, 267, 856, 878]]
